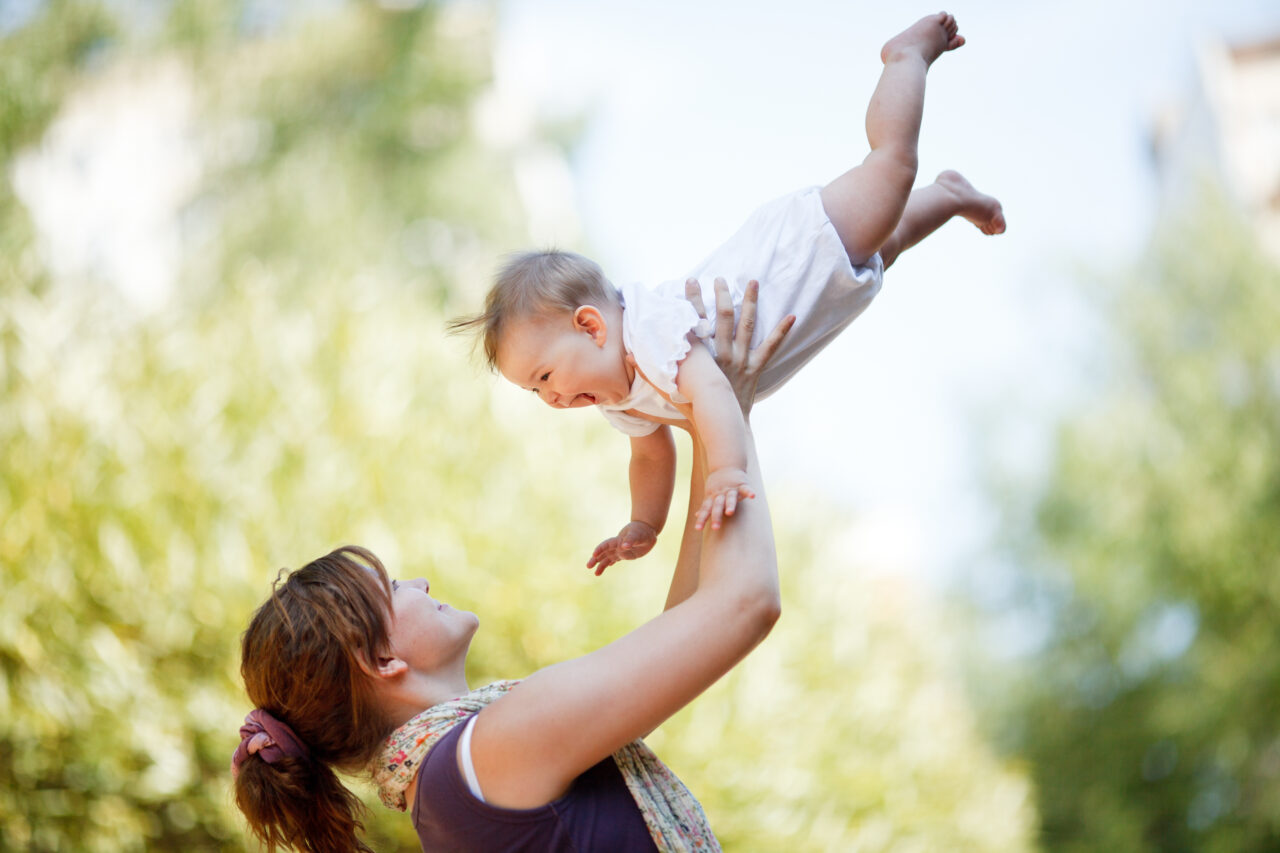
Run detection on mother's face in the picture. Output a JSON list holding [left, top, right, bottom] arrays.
[[384, 577, 478, 673]]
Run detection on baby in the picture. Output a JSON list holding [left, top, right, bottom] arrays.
[[453, 13, 1005, 573]]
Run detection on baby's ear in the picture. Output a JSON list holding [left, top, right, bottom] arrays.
[[573, 306, 608, 346]]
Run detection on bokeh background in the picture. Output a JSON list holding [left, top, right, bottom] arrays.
[[2, 1, 1278, 850]]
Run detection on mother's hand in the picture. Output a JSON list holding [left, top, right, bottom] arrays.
[[685, 277, 794, 416]]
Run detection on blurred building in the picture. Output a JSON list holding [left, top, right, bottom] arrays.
[[1151, 31, 1280, 259]]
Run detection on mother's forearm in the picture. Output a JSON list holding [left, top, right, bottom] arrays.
[[667, 425, 779, 625], [686, 427, 779, 635], [664, 431, 707, 611]]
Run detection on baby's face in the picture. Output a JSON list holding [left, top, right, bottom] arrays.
[[495, 309, 632, 409]]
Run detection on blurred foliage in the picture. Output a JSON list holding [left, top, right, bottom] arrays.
[[0, 0, 118, 166], [668, 498, 1036, 852], [0, 1, 1032, 850], [985, 194, 1280, 852]]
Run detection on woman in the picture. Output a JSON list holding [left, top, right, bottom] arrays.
[[232, 281, 790, 851]]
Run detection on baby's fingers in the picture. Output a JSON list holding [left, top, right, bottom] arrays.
[[695, 496, 714, 531], [709, 493, 728, 530], [587, 538, 615, 569]]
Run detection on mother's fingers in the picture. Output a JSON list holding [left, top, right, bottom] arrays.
[[752, 313, 795, 370], [685, 278, 708, 320], [713, 277, 735, 353], [734, 279, 759, 363]]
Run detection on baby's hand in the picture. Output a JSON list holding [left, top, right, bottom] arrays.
[[586, 521, 659, 576], [696, 468, 754, 531]]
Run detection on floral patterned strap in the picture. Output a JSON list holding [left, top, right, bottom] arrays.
[[369, 680, 720, 852], [614, 741, 721, 851], [369, 680, 516, 811]]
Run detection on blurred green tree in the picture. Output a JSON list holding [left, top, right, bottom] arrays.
[[0, 2, 1034, 850], [986, 195, 1280, 852]]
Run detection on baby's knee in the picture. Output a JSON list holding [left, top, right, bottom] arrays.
[[876, 143, 919, 181], [863, 146, 918, 199]]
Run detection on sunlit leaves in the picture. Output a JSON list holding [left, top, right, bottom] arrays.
[[994, 194, 1280, 852]]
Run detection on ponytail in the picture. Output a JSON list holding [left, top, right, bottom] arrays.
[[235, 546, 398, 852], [234, 754, 372, 853]]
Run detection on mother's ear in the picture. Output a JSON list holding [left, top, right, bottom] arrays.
[[356, 651, 408, 681], [572, 305, 608, 346]]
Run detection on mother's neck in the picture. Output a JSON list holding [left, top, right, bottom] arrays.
[[377, 662, 471, 728]]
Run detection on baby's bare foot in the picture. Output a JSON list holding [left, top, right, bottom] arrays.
[[936, 170, 1006, 235], [881, 12, 964, 66]]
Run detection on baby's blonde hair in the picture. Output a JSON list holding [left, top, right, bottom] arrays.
[[449, 250, 620, 369]]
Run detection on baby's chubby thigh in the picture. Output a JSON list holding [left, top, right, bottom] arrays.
[[679, 185, 884, 394]]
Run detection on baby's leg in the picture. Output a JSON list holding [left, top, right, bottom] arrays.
[[820, 12, 964, 266], [879, 170, 1005, 269]]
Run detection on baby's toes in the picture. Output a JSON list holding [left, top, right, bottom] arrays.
[[986, 209, 1007, 235]]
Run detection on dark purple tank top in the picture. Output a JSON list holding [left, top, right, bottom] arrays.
[[411, 717, 659, 851]]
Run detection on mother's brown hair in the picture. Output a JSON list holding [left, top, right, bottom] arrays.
[[235, 545, 396, 853]]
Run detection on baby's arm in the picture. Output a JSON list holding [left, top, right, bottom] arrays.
[[674, 342, 753, 531], [629, 427, 677, 536], [586, 426, 676, 575]]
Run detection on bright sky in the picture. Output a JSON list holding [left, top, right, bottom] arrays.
[[492, 0, 1280, 585], [12, 0, 1277, 589]]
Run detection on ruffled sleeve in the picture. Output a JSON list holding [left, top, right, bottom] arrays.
[[619, 280, 707, 402]]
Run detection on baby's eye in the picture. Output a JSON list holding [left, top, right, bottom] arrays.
[[391, 579, 400, 592], [539, 372, 550, 382]]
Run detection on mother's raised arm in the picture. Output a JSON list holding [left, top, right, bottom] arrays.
[[466, 279, 787, 810], [469, 426, 779, 809], [665, 277, 794, 610]]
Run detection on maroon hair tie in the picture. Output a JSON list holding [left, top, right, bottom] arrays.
[[231, 709, 310, 778]]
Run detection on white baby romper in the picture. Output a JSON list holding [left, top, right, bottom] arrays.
[[599, 185, 884, 435]]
